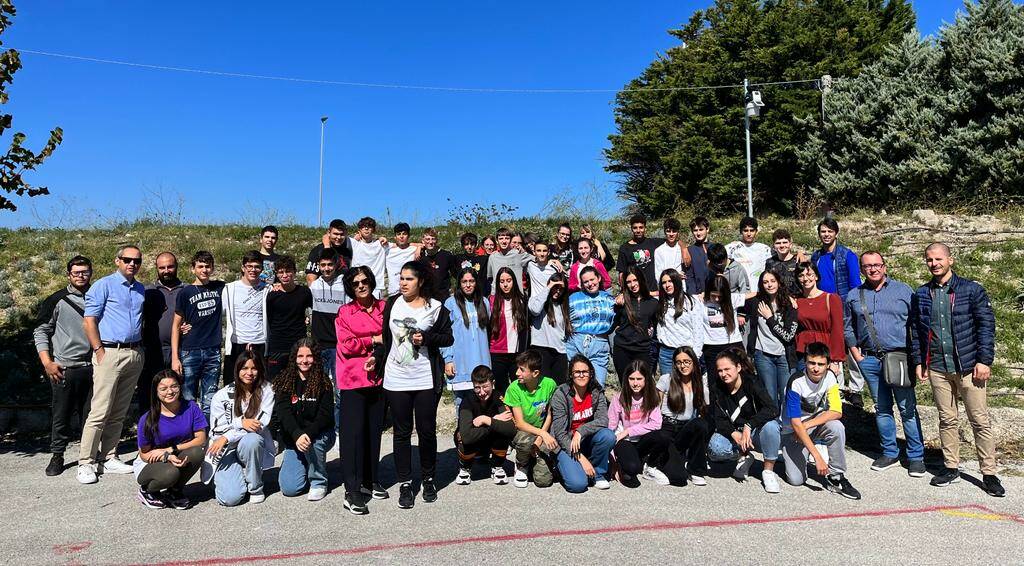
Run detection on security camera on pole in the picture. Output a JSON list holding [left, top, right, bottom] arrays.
[[743, 78, 764, 218]]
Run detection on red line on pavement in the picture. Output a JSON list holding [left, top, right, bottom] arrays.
[[123, 504, 986, 566]]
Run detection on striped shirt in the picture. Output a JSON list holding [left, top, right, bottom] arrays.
[[567, 290, 615, 336]]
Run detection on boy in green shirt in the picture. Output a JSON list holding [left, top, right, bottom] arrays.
[[504, 349, 558, 488]]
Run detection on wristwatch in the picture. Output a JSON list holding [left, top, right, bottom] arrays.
[[170, 444, 180, 456]]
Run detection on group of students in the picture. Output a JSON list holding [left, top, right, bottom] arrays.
[[33, 212, 1006, 516]]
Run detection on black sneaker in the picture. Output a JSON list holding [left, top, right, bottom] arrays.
[[137, 487, 167, 509], [398, 482, 415, 509], [165, 488, 190, 510], [45, 453, 64, 477], [870, 456, 900, 471], [344, 492, 369, 515], [621, 473, 641, 489], [362, 483, 390, 500], [982, 475, 1006, 497], [930, 468, 960, 487], [825, 474, 862, 500], [908, 460, 927, 478], [421, 478, 438, 503]]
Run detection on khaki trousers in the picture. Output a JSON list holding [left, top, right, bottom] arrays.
[[928, 370, 996, 475], [79, 346, 144, 465]]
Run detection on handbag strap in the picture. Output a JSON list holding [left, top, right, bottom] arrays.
[[858, 287, 882, 352]]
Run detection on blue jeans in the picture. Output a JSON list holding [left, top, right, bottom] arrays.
[[858, 355, 924, 460], [565, 334, 610, 387], [707, 421, 782, 462], [214, 432, 267, 506], [753, 350, 790, 407], [321, 348, 341, 429], [657, 345, 674, 375], [279, 430, 336, 495], [180, 347, 220, 418], [453, 390, 473, 414], [556, 428, 615, 493]]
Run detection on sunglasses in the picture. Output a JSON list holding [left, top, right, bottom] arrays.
[[352, 278, 370, 288], [119, 256, 142, 265]]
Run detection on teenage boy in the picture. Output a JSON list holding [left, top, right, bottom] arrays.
[[420, 227, 458, 300], [223, 250, 269, 381], [258, 225, 280, 285], [726, 217, 772, 292], [456, 232, 489, 294], [35, 255, 93, 477], [487, 227, 534, 295], [171, 251, 226, 417], [306, 219, 353, 284], [526, 241, 564, 295], [505, 350, 558, 488], [811, 217, 861, 300], [616, 214, 664, 293], [654, 218, 691, 290], [455, 366, 517, 485], [685, 216, 712, 295], [707, 243, 749, 297], [350, 216, 389, 298], [141, 251, 184, 414], [385, 222, 421, 297], [910, 243, 1003, 497], [266, 255, 313, 379], [781, 342, 861, 499], [551, 223, 576, 267], [310, 249, 347, 425], [765, 229, 803, 296]]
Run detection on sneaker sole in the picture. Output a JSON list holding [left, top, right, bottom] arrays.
[[137, 492, 166, 509], [908, 471, 926, 478], [931, 477, 961, 487], [343, 502, 369, 515], [455, 479, 471, 485], [825, 484, 861, 500], [985, 490, 1006, 498], [870, 461, 901, 471], [398, 501, 415, 509]]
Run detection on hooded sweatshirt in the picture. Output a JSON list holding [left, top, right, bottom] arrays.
[[549, 382, 609, 453]]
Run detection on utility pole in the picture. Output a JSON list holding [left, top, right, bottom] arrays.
[[743, 78, 754, 218], [317, 116, 328, 227], [821, 74, 832, 123]]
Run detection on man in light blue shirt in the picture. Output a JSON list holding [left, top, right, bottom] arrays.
[[78, 245, 146, 484]]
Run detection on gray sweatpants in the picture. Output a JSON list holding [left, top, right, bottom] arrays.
[[781, 420, 847, 485]]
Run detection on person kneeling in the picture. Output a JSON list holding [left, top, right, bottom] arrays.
[[135, 370, 207, 509], [781, 342, 861, 499], [273, 338, 336, 501], [456, 366, 517, 485], [206, 351, 276, 506], [550, 355, 616, 492], [505, 350, 559, 488], [609, 360, 670, 487]]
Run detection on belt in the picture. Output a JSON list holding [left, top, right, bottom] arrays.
[[861, 348, 906, 358], [101, 340, 142, 349]]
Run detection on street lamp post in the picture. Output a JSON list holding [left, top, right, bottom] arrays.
[[317, 116, 328, 227], [743, 79, 764, 218]]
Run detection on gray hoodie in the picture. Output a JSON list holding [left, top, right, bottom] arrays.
[[549, 382, 609, 453], [34, 285, 91, 367]]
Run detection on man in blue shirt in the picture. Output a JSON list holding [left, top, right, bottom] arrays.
[[844, 251, 925, 478], [79, 245, 146, 484]]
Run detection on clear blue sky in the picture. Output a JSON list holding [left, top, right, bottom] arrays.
[[2, 0, 966, 228]]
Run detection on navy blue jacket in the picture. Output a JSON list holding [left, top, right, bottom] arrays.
[[909, 273, 995, 373]]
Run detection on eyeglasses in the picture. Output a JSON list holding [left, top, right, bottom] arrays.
[[571, 370, 592, 377], [243, 264, 262, 271], [861, 263, 884, 270], [674, 359, 694, 366], [69, 270, 92, 277], [119, 256, 142, 265]]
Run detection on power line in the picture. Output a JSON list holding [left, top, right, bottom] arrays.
[[13, 47, 827, 94]]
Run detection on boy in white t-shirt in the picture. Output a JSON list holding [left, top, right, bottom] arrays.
[[725, 216, 772, 291], [351, 216, 390, 298], [385, 222, 422, 297], [654, 217, 691, 294]]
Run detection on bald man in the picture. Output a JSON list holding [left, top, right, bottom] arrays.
[[909, 242, 1003, 497], [141, 252, 184, 413]]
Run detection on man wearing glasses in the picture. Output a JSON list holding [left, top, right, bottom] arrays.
[[34, 255, 94, 477], [79, 245, 147, 484], [222, 250, 270, 381]]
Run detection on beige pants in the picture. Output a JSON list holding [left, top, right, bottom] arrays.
[[79, 346, 144, 465], [928, 370, 996, 475]]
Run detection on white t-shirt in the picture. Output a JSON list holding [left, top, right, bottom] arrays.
[[656, 295, 705, 355], [526, 262, 558, 296], [352, 238, 388, 293], [703, 293, 746, 345], [229, 280, 265, 343], [654, 242, 685, 284], [384, 298, 442, 391], [726, 241, 772, 291], [657, 373, 710, 421], [386, 244, 418, 296]]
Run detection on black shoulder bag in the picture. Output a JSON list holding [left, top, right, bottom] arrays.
[[859, 288, 912, 388]]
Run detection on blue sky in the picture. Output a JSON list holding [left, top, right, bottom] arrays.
[[2, 1, 967, 228]]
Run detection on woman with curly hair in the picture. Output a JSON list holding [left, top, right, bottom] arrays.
[[273, 337, 336, 501]]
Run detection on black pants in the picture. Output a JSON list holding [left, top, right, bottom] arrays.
[[339, 386, 385, 496], [50, 365, 94, 453], [491, 353, 518, 394], [223, 343, 266, 385], [264, 349, 288, 381], [613, 433, 670, 480], [386, 388, 438, 483], [457, 428, 514, 468], [702, 342, 741, 377], [138, 349, 169, 415], [611, 345, 652, 387], [534, 346, 568, 385], [656, 417, 711, 484], [136, 446, 205, 493]]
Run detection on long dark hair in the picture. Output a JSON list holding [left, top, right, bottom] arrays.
[[619, 359, 660, 419], [666, 346, 707, 418], [491, 266, 528, 340], [657, 268, 694, 323], [716, 345, 755, 377], [144, 369, 184, 448], [620, 265, 652, 332], [453, 267, 488, 330], [756, 269, 793, 313], [233, 349, 267, 419], [273, 338, 332, 399], [544, 271, 571, 340], [568, 354, 600, 393], [704, 274, 737, 336], [402, 260, 435, 305]]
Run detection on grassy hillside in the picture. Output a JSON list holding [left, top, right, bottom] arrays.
[[3, 210, 1023, 407]]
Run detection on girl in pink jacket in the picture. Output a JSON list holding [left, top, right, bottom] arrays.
[[608, 359, 671, 487]]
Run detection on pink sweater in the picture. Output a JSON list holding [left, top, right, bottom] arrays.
[[335, 300, 385, 390], [607, 393, 662, 439], [568, 260, 611, 292]]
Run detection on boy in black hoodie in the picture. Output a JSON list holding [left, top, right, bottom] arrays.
[[455, 366, 517, 485]]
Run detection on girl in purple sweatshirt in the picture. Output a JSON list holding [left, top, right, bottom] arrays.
[[608, 359, 670, 487]]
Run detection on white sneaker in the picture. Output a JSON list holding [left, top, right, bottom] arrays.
[[455, 468, 471, 485], [733, 454, 755, 481], [491, 466, 508, 485], [76, 463, 98, 484], [594, 478, 611, 490], [513, 467, 528, 488], [689, 474, 707, 487], [762, 470, 781, 494], [307, 487, 327, 501], [99, 456, 133, 475], [249, 490, 266, 504], [642, 464, 671, 486]]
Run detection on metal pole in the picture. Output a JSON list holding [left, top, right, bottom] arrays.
[[317, 116, 328, 227], [744, 78, 753, 217]]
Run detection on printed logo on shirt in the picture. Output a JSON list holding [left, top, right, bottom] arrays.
[[573, 405, 594, 422], [632, 249, 652, 266]]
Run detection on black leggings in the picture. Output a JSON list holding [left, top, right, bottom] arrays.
[[534, 346, 568, 385], [656, 418, 711, 483], [613, 434, 670, 480], [612, 345, 652, 387], [136, 446, 205, 493], [386, 388, 438, 483], [339, 386, 385, 496], [491, 353, 518, 393], [457, 429, 514, 467]]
